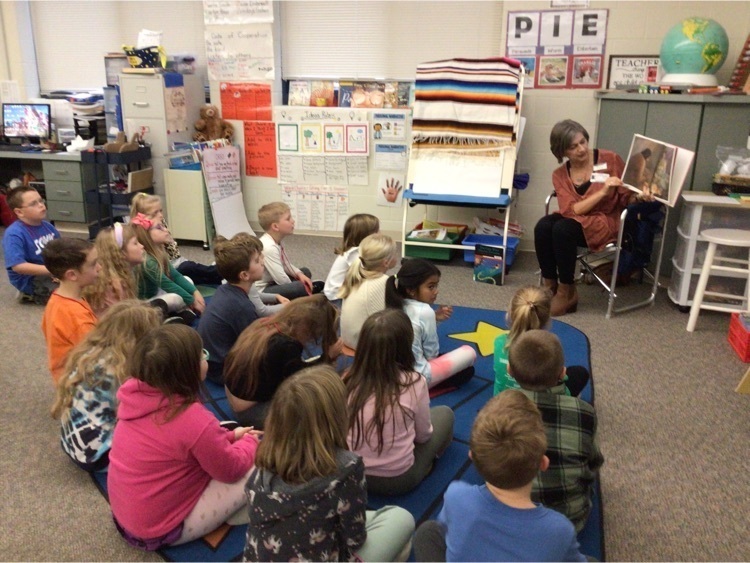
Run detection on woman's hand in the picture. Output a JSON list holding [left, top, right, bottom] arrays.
[[191, 290, 206, 314], [603, 176, 623, 193], [572, 175, 623, 216]]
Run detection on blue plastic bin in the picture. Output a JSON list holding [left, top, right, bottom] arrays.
[[462, 234, 520, 266]]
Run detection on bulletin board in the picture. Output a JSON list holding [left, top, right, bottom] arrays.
[[506, 9, 609, 89]]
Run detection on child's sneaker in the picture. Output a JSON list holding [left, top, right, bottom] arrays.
[[16, 290, 36, 304], [312, 280, 325, 294]]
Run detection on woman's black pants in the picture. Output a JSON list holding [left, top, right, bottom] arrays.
[[534, 213, 587, 284]]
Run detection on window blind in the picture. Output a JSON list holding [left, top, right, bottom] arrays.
[[31, 1, 206, 92], [280, 1, 504, 79]]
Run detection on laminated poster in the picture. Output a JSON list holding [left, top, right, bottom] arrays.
[[346, 124, 369, 155], [323, 125, 345, 153], [300, 124, 322, 153], [164, 86, 187, 134], [373, 144, 408, 171], [277, 123, 299, 152], [281, 185, 349, 231], [220, 82, 272, 121], [277, 155, 368, 186], [203, 0, 273, 24], [506, 8, 608, 89], [205, 24, 274, 81], [372, 112, 407, 141], [243, 121, 277, 178], [376, 173, 405, 208]]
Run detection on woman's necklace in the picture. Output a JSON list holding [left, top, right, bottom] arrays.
[[570, 155, 593, 186]]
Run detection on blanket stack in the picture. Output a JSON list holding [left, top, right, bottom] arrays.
[[408, 58, 522, 197]]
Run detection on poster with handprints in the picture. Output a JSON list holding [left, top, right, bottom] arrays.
[[324, 124, 344, 153], [346, 124, 369, 155], [300, 124, 322, 153], [377, 173, 405, 207]]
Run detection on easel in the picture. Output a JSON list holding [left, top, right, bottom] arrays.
[[401, 189, 513, 283], [403, 61, 525, 285]]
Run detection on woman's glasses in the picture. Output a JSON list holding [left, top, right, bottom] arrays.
[[202, 348, 210, 362]]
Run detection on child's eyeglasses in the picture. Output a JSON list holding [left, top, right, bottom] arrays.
[[21, 198, 46, 208], [202, 348, 210, 361]]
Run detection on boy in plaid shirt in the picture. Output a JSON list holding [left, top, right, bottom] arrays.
[[509, 330, 604, 532]]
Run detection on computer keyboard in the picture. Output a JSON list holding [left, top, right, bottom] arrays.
[[0, 144, 23, 152]]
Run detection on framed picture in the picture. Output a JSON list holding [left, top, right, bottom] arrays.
[[607, 55, 662, 90]]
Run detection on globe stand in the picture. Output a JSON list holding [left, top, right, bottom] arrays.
[[660, 73, 718, 87]]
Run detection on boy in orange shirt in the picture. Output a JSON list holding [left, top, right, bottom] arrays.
[[41, 238, 101, 382]]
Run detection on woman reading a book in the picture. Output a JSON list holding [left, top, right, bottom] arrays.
[[534, 119, 655, 317]]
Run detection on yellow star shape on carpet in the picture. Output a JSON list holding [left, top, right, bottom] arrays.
[[450, 321, 508, 357]]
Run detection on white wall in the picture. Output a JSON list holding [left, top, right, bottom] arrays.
[[501, 1, 750, 251], [4, 1, 750, 244]]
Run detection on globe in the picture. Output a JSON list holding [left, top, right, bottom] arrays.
[[659, 17, 729, 86]]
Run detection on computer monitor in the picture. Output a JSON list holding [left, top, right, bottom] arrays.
[[2, 103, 51, 143]]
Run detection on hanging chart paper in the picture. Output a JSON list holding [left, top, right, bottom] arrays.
[[244, 121, 277, 177], [205, 24, 274, 80], [203, 0, 273, 24], [220, 82, 272, 121]]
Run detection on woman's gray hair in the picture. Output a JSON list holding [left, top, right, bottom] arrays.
[[549, 120, 589, 163]]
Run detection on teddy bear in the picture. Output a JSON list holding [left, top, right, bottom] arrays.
[[193, 105, 234, 142]]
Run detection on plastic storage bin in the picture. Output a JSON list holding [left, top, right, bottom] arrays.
[[405, 222, 467, 261], [462, 234, 520, 266], [728, 313, 750, 363]]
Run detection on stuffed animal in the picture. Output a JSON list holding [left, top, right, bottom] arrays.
[[193, 105, 234, 142]]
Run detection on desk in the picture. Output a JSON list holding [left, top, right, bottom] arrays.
[[0, 150, 105, 224], [669, 192, 750, 311], [402, 188, 513, 283]]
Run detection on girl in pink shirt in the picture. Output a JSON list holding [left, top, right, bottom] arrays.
[[107, 324, 260, 550], [345, 308, 454, 496]]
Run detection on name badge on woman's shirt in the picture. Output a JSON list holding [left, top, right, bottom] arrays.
[[593, 163, 608, 171], [590, 172, 609, 183]]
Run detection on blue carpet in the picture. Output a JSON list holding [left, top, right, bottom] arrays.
[[92, 306, 603, 561]]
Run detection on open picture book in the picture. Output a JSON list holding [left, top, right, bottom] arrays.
[[621, 134, 695, 207]]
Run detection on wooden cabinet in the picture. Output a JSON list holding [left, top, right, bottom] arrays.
[[164, 168, 211, 248], [669, 192, 750, 309], [596, 92, 750, 275], [119, 73, 205, 208]]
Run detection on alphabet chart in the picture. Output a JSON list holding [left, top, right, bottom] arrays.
[[506, 9, 608, 89]]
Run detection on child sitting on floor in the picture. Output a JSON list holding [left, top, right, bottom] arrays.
[[494, 286, 590, 398], [51, 300, 161, 471], [197, 234, 263, 384], [255, 201, 321, 299], [223, 294, 342, 429], [131, 213, 205, 319], [385, 258, 476, 389], [339, 233, 398, 350], [130, 193, 222, 285], [2, 185, 60, 303], [108, 324, 260, 549], [413, 389, 587, 562], [510, 330, 604, 532], [346, 308, 454, 496], [41, 238, 101, 383], [244, 365, 415, 562], [324, 213, 380, 304], [83, 223, 144, 317], [232, 231, 288, 317]]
